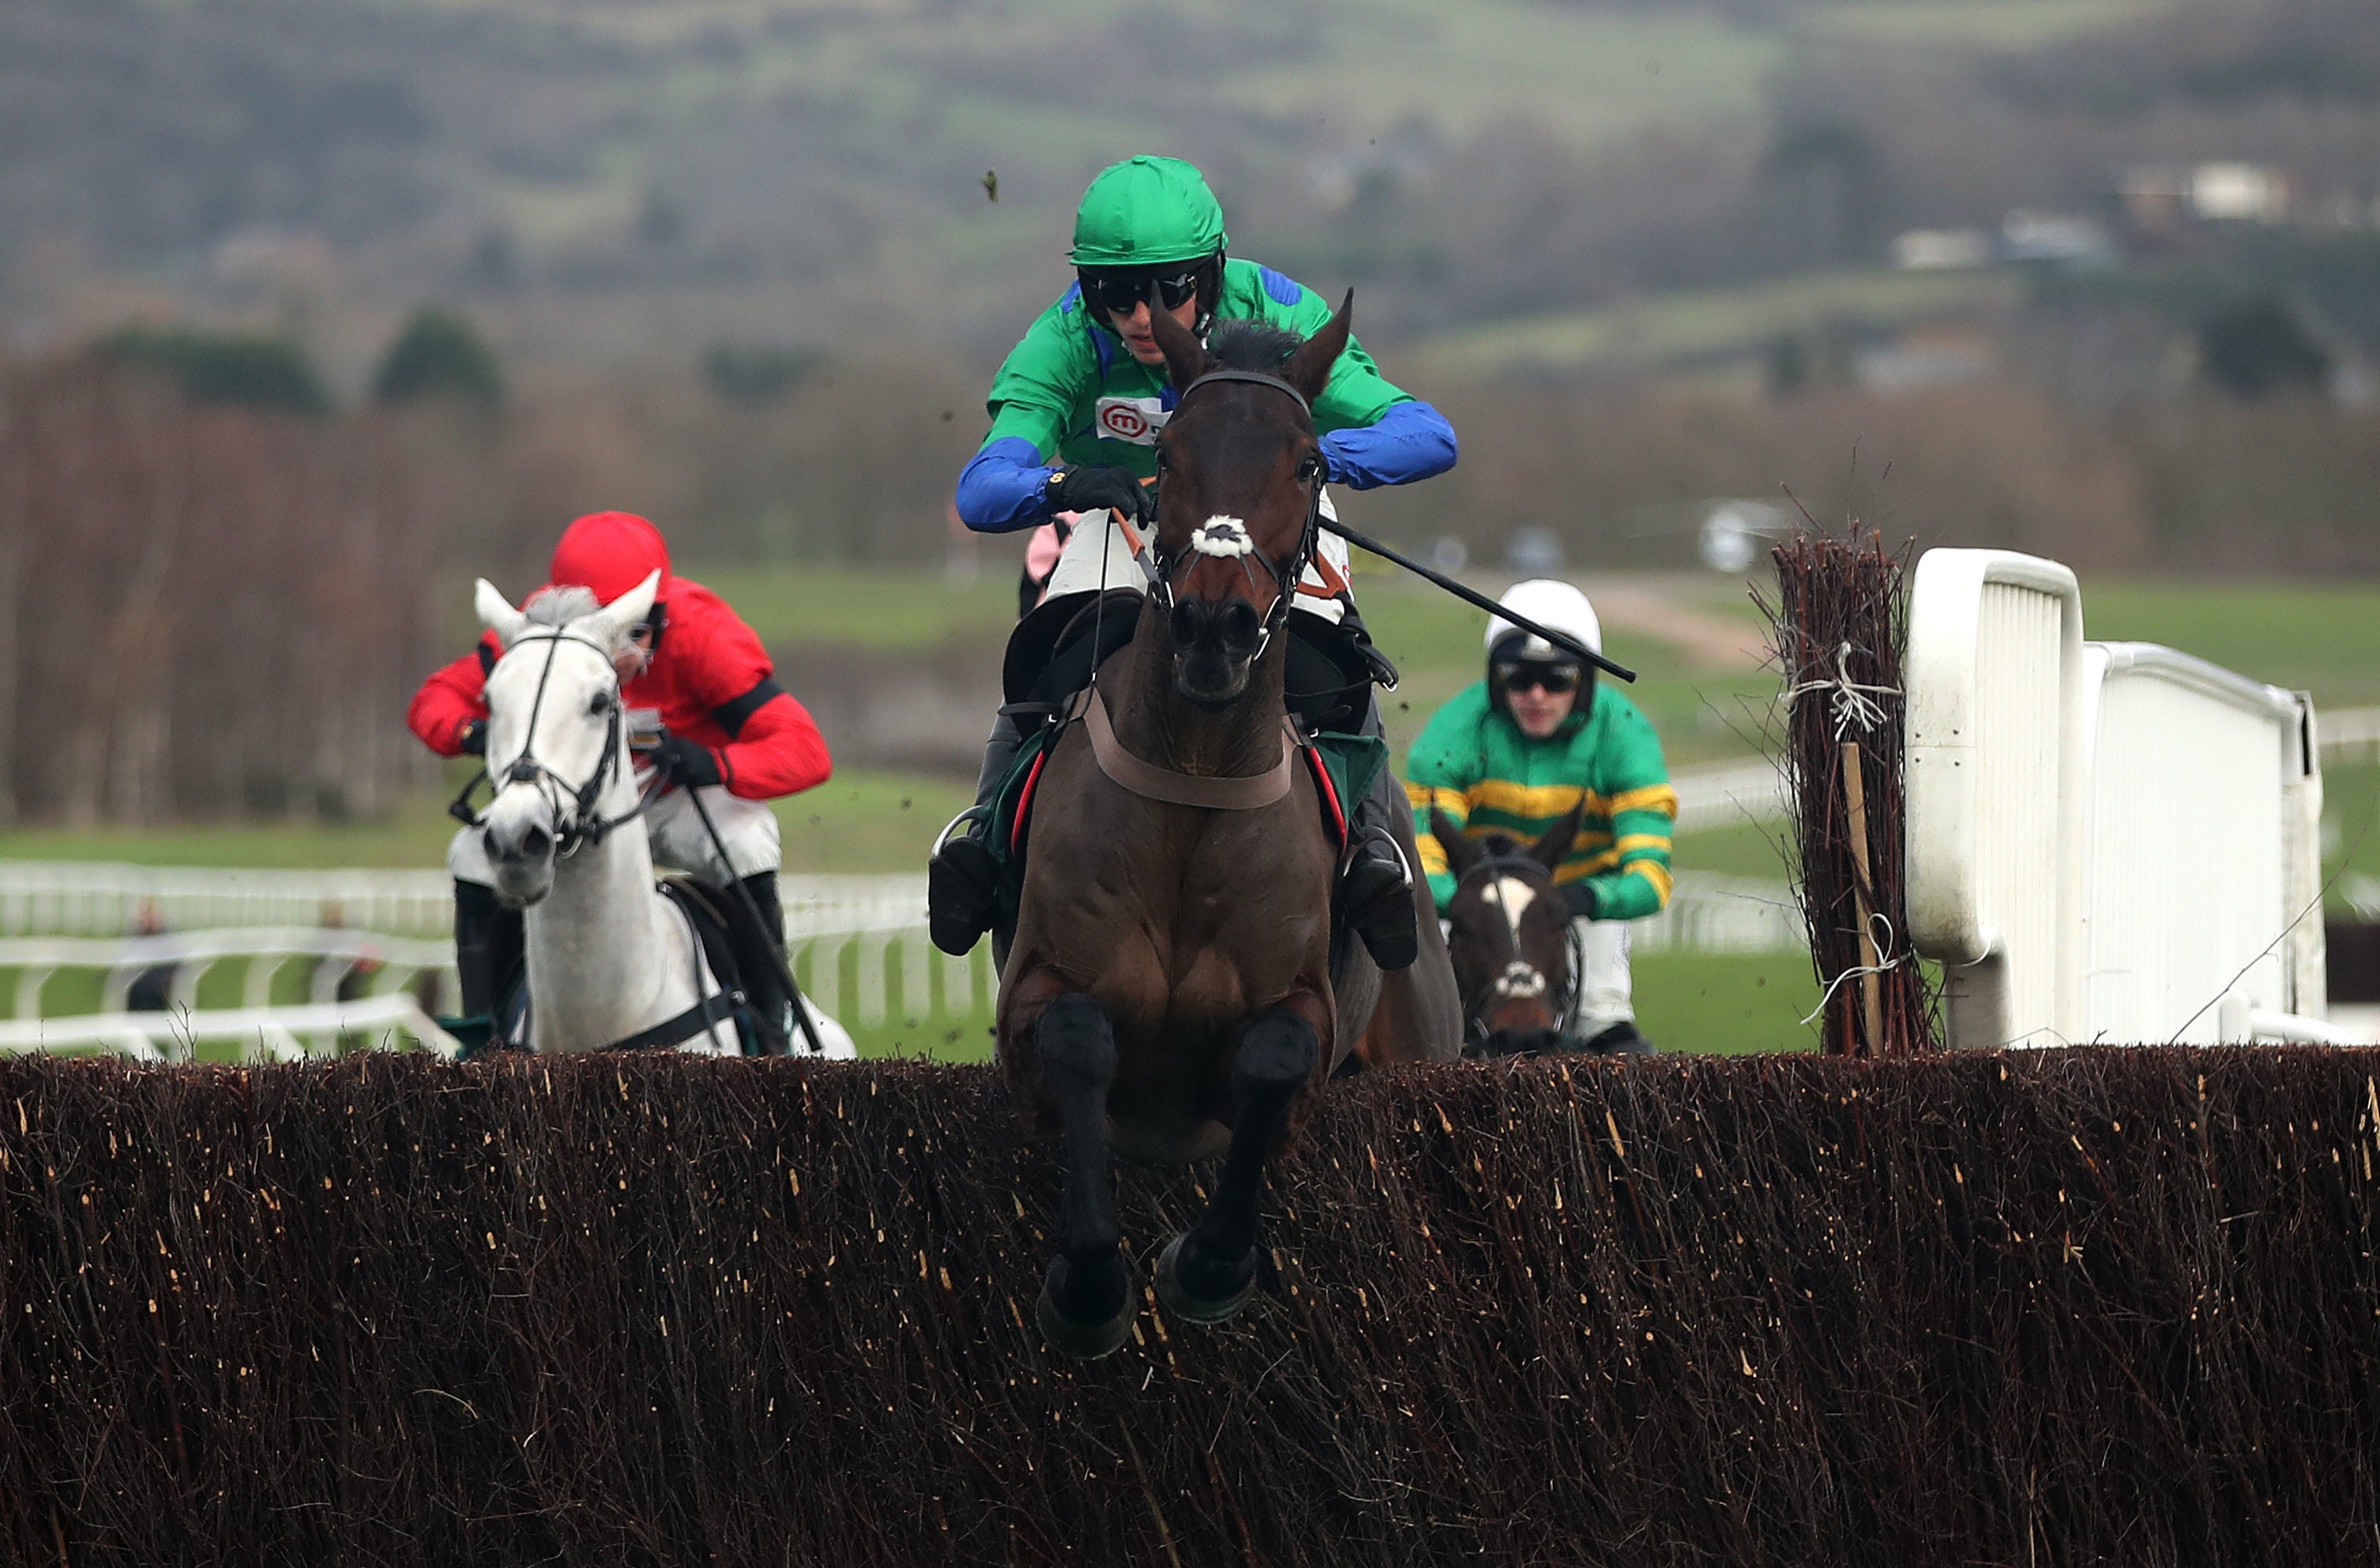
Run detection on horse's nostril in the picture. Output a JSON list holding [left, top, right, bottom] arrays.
[[1218, 598, 1261, 650], [1169, 597, 1205, 646], [520, 825, 552, 860]]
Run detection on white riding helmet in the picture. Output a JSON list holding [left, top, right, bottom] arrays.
[[1485, 579, 1601, 660]]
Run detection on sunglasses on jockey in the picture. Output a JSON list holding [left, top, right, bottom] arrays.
[[1495, 660, 1584, 695], [1077, 264, 1205, 318]]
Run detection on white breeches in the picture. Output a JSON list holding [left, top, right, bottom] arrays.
[[1570, 917, 1636, 1035], [449, 781, 782, 888], [1043, 488, 1352, 626]]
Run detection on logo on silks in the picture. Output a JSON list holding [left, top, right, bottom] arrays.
[[1093, 396, 1170, 446]]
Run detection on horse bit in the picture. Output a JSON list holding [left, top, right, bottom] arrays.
[[447, 628, 652, 856]]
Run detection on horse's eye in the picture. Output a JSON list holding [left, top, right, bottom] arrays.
[[1295, 453, 1323, 482], [1153, 446, 1172, 474], [587, 691, 612, 716]]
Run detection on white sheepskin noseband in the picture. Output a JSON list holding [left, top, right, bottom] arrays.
[[1190, 516, 1256, 558]]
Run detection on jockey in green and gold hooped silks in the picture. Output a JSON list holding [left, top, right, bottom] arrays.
[[927, 154, 1461, 964], [1404, 579, 1676, 1054]]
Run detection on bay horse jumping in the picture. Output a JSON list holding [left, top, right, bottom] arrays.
[[1432, 804, 1585, 1058], [998, 292, 1461, 1356]]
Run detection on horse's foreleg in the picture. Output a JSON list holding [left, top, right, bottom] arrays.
[[1156, 1006, 1318, 1324], [1032, 991, 1133, 1358]]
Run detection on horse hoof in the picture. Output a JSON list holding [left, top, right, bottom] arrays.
[[1155, 1232, 1258, 1325], [1036, 1259, 1134, 1359]]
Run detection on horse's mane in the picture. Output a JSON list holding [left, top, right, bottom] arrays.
[[514, 584, 640, 664], [1203, 317, 1303, 373], [524, 585, 601, 627]]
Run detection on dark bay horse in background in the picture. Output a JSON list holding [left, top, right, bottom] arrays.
[[1432, 803, 1585, 1058], [998, 292, 1461, 1356]]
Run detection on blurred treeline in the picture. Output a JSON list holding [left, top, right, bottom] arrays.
[[1368, 370, 2380, 577], [0, 323, 983, 825], [0, 352, 462, 825]]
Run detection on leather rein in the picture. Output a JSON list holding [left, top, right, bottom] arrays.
[[1081, 366, 1325, 813]]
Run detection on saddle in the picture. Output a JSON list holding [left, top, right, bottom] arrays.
[[456, 876, 767, 1058], [979, 589, 1392, 933]]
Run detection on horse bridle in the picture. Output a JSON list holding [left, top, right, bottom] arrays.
[[447, 628, 652, 856], [1451, 851, 1578, 1046], [1132, 367, 1326, 663]]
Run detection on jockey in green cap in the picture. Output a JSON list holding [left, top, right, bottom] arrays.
[[929, 155, 1461, 964]]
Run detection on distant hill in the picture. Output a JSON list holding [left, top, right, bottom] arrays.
[[4, 0, 2376, 370]]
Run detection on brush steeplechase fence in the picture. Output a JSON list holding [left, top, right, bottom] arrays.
[[3, 1049, 2376, 1565]]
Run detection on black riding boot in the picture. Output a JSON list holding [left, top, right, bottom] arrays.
[[1577, 1020, 1655, 1056], [927, 709, 1025, 956], [453, 879, 524, 1021], [1340, 694, 1419, 970], [732, 871, 795, 1055]]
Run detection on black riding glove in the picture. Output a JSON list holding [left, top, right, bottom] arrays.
[[1563, 881, 1600, 921], [652, 736, 724, 788], [457, 718, 487, 757], [1050, 465, 1153, 525]]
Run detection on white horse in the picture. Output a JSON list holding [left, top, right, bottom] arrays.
[[472, 570, 852, 1056]]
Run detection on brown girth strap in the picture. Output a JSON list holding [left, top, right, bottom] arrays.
[[1080, 687, 1296, 810]]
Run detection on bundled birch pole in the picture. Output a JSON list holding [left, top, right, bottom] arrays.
[[1758, 531, 1938, 1057]]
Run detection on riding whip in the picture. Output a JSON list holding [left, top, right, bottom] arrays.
[[682, 784, 830, 1057], [1318, 518, 1637, 683]]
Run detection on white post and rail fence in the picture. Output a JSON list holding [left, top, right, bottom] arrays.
[[0, 852, 1805, 1061]]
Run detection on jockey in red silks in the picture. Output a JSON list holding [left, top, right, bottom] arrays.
[[409, 510, 833, 1051]]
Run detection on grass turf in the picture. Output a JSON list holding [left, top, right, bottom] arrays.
[[840, 949, 1820, 1065]]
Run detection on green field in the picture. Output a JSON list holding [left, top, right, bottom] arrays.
[[1410, 268, 2020, 381], [837, 949, 1820, 1064], [2077, 577, 2380, 710], [0, 764, 977, 878]]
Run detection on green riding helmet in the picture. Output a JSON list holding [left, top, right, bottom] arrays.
[[1070, 156, 1228, 266]]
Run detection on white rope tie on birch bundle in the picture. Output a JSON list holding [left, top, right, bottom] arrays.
[[1801, 911, 1903, 1025], [1787, 640, 1903, 742], [1787, 639, 1907, 1048]]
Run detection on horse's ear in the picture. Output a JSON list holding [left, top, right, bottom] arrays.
[[582, 568, 663, 651], [1431, 807, 1479, 879], [1148, 290, 1212, 393], [476, 579, 530, 649], [1532, 799, 1587, 873], [1283, 289, 1353, 404]]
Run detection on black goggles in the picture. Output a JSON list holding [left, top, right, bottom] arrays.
[[1077, 265, 1203, 318], [1496, 660, 1583, 694]]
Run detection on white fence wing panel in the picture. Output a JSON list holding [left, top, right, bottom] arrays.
[[2081, 645, 2319, 1043], [1904, 550, 2086, 1048]]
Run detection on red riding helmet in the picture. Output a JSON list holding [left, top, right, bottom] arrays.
[[550, 511, 672, 606]]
